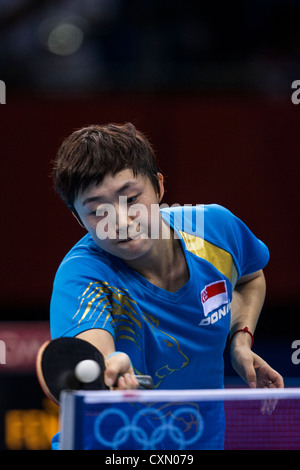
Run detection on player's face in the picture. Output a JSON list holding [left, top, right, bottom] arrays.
[[73, 169, 165, 261]]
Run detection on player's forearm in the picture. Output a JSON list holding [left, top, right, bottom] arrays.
[[76, 328, 116, 357], [76, 329, 139, 389], [230, 270, 266, 349]]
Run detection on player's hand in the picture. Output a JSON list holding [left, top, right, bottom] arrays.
[[104, 352, 139, 390], [230, 344, 284, 414]]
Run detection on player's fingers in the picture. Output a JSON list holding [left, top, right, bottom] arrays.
[[259, 369, 284, 415], [260, 377, 284, 415], [269, 370, 284, 389], [116, 373, 139, 390], [244, 363, 257, 389]]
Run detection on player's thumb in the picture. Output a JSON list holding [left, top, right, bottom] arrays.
[[104, 367, 118, 388]]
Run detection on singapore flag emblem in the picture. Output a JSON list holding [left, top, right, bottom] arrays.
[[201, 280, 228, 317]]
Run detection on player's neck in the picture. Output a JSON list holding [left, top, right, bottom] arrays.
[[124, 230, 189, 292]]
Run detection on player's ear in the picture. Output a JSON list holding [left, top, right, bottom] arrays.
[[71, 207, 86, 229], [157, 172, 165, 202]]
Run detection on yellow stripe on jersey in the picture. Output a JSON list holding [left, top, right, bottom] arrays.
[[179, 231, 238, 286]]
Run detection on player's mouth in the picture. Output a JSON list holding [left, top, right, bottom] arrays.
[[116, 228, 146, 244], [117, 235, 141, 244]]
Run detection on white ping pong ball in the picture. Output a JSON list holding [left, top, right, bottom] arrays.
[[74, 359, 101, 383]]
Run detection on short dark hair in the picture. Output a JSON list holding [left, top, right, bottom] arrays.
[[53, 123, 161, 209]]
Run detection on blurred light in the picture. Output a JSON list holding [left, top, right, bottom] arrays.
[[5, 399, 59, 450], [47, 23, 84, 56], [38, 16, 89, 56]]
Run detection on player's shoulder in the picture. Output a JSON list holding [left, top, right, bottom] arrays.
[[160, 203, 251, 253], [55, 234, 118, 280], [61, 233, 100, 259], [203, 203, 237, 225]]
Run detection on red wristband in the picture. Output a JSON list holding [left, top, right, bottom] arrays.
[[229, 326, 254, 349]]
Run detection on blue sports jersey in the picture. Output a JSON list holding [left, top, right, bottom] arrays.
[[50, 204, 269, 449]]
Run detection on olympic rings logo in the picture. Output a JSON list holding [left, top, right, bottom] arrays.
[[93, 406, 204, 449]]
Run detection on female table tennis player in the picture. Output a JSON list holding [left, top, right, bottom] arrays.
[[50, 123, 283, 449]]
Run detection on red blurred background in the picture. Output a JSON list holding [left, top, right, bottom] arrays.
[[1, 93, 298, 313]]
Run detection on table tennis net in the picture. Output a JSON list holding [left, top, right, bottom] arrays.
[[59, 388, 300, 450]]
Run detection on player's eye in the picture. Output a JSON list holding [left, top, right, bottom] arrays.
[[127, 195, 138, 204], [90, 209, 109, 218]]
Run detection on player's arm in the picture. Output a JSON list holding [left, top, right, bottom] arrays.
[[76, 329, 139, 390], [230, 269, 284, 391], [230, 269, 266, 343]]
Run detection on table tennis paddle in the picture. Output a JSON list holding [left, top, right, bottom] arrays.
[[36, 337, 153, 405]]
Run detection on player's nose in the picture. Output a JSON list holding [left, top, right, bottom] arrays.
[[115, 205, 131, 238]]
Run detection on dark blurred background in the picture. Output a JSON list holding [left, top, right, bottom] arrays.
[[0, 0, 299, 450]]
